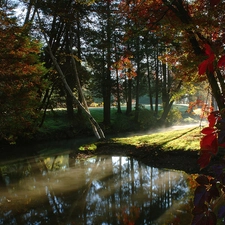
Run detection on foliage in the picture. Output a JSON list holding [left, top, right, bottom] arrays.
[[78, 143, 97, 151], [159, 107, 183, 126], [118, 0, 225, 223], [191, 110, 225, 224], [0, 9, 47, 143], [111, 112, 137, 132], [117, 206, 140, 225], [130, 106, 157, 130], [192, 173, 225, 225], [112, 55, 137, 79]]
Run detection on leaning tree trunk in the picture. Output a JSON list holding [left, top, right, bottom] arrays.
[[70, 46, 105, 139], [37, 11, 105, 140]]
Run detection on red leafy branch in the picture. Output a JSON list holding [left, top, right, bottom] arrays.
[[198, 111, 221, 169], [198, 44, 215, 75], [192, 109, 225, 224]]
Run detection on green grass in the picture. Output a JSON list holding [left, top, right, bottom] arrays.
[[111, 126, 202, 151], [38, 104, 203, 152], [39, 110, 70, 134]]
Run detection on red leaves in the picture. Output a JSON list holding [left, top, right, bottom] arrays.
[[208, 111, 220, 127], [200, 133, 218, 152], [198, 44, 215, 75], [112, 56, 137, 79], [199, 43, 225, 74], [201, 127, 215, 135], [218, 55, 225, 67], [118, 206, 140, 225], [198, 151, 212, 169], [196, 110, 225, 225], [198, 112, 219, 169]]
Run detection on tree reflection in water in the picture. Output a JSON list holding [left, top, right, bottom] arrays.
[[0, 155, 194, 224]]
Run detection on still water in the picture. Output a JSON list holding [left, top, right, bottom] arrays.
[[0, 153, 194, 225]]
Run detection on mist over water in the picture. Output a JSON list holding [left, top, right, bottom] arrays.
[[0, 155, 194, 225]]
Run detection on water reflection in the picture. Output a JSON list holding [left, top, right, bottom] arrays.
[[0, 155, 193, 225]]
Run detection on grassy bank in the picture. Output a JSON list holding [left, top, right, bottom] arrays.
[[76, 125, 203, 175], [111, 126, 201, 151], [37, 104, 202, 142], [78, 126, 202, 154]]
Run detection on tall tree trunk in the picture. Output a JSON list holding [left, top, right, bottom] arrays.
[[161, 63, 169, 111], [135, 73, 140, 121], [103, 0, 112, 126], [115, 67, 122, 114], [159, 100, 174, 125], [159, 80, 182, 124], [207, 70, 224, 110], [154, 45, 159, 115], [75, 10, 83, 117], [146, 49, 154, 111], [65, 29, 75, 121], [126, 78, 132, 115], [114, 41, 122, 114], [134, 37, 140, 121], [37, 11, 105, 139]]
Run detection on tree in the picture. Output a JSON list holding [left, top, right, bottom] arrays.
[[36, 9, 105, 139], [86, 0, 120, 126], [121, 0, 224, 114], [0, 6, 47, 143], [119, 1, 225, 223]]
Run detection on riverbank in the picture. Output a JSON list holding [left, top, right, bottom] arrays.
[[1, 124, 217, 176], [72, 140, 219, 175]]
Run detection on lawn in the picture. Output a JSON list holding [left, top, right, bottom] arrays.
[[112, 126, 202, 151], [38, 104, 204, 149]]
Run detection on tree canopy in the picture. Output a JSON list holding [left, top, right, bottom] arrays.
[[0, 7, 47, 143], [119, 0, 225, 110], [2, 0, 224, 143]]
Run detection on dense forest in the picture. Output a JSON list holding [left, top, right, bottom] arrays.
[[2, 1, 225, 224], [1, 0, 224, 143]]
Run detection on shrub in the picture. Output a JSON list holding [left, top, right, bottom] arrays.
[[161, 107, 183, 126], [136, 108, 158, 130], [111, 112, 137, 132]]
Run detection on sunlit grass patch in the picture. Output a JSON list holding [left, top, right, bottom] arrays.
[[112, 127, 202, 151], [79, 143, 97, 151]]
